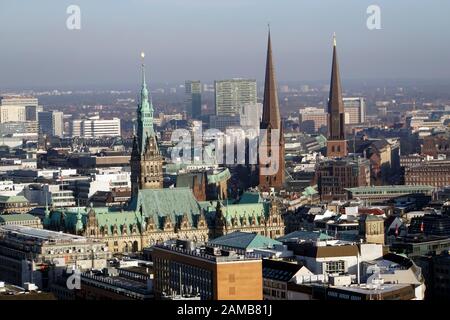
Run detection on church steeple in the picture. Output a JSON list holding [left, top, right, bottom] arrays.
[[328, 33, 345, 139], [261, 26, 281, 130], [43, 194, 51, 228], [326, 33, 348, 158], [258, 28, 285, 191]]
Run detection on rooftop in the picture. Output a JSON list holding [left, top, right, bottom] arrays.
[[0, 225, 89, 243], [207, 231, 281, 251], [0, 195, 29, 203], [277, 230, 334, 243], [345, 185, 435, 194], [0, 213, 40, 223], [153, 242, 261, 263]]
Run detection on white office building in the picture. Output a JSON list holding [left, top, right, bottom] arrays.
[[343, 97, 366, 124], [76, 168, 131, 204], [0, 96, 42, 123], [70, 116, 121, 138], [23, 184, 76, 207]]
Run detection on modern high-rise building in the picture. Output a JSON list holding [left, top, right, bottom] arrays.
[[326, 35, 348, 158], [343, 97, 366, 124], [69, 117, 121, 138], [185, 80, 202, 119], [0, 96, 41, 123], [258, 30, 285, 191], [215, 79, 257, 116], [38, 111, 64, 137]]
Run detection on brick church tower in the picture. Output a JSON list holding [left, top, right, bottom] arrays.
[[326, 34, 348, 158], [259, 29, 285, 191]]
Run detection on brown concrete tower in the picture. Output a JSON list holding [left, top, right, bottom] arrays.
[[326, 34, 348, 158], [259, 28, 285, 191]]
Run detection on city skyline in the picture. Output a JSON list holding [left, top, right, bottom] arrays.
[[1, 0, 450, 89]]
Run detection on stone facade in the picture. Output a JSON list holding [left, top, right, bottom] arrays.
[[45, 190, 285, 254]]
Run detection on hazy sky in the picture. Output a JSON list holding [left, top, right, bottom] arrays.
[[0, 0, 449, 88]]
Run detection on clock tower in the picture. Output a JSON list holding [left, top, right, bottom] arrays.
[[360, 215, 385, 245], [130, 53, 164, 196]]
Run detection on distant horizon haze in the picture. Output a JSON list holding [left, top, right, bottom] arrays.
[[1, 0, 449, 88]]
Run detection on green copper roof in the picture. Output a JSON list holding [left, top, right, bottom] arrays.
[[0, 213, 39, 223], [50, 188, 205, 234], [302, 186, 318, 196], [208, 231, 281, 250], [49, 207, 144, 236], [315, 134, 327, 146], [128, 187, 201, 219], [238, 192, 263, 204], [0, 195, 29, 204], [345, 185, 435, 194], [49, 188, 272, 234], [207, 168, 231, 184]]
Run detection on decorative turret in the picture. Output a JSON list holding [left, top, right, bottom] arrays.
[[85, 203, 99, 237], [140, 205, 146, 232], [179, 213, 191, 230], [197, 211, 207, 229], [75, 205, 83, 234], [163, 215, 173, 231], [43, 195, 51, 228], [146, 215, 156, 232]]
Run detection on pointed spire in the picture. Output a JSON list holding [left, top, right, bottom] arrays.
[[135, 51, 155, 154], [43, 193, 50, 227], [261, 27, 280, 130], [141, 52, 146, 87], [75, 199, 83, 233], [45, 193, 49, 214], [327, 32, 345, 140], [140, 52, 149, 105]]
